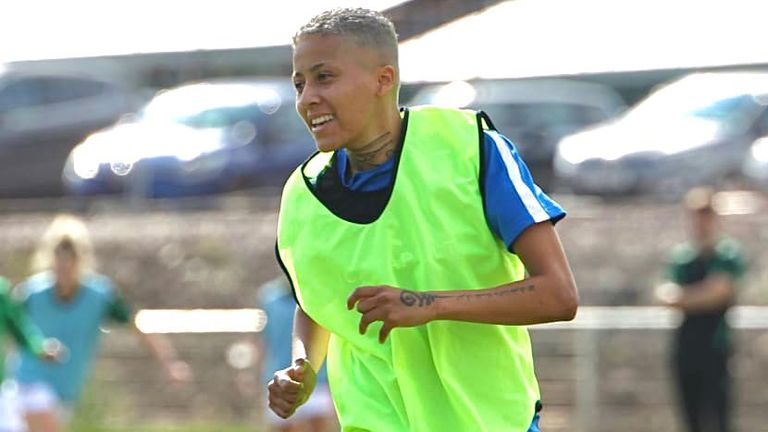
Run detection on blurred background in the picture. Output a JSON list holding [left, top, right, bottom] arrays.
[[1, 0, 767, 431]]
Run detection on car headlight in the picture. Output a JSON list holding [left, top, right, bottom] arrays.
[[751, 139, 768, 163], [71, 146, 101, 180], [109, 161, 134, 176], [71, 144, 137, 178], [558, 139, 590, 165]]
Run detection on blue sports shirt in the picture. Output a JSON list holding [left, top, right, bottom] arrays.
[[11, 272, 131, 403], [334, 129, 565, 250], [258, 278, 328, 385]]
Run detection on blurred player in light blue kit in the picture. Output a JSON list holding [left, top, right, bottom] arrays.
[[8, 214, 192, 432], [257, 277, 336, 432]]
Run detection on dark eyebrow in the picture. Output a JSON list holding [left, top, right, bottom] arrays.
[[309, 62, 326, 73], [293, 62, 326, 80]]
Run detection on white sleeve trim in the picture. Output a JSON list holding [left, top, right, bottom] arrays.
[[487, 131, 550, 223]]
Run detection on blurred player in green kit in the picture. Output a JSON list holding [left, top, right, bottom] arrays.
[[656, 188, 745, 432], [269, 7, 579, 431], [0, 276, 61, 432]]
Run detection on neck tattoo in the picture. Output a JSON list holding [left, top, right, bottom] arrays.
[[348, 132, 395, 173]]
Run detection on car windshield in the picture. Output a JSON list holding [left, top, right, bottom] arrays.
[[481, 103, 608, 132], [140, 84, 284, 128], [627, 85, 766, 135], [137, 82, 310, 146], [172, 105, 258, 129], [689, 95, 762, 124]]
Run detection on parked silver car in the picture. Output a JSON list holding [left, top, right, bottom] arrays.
[[62, 78, 315, 198], [0, 67, 138, 196], [408, 78, 627, 189], [554, 71, 768, 197]]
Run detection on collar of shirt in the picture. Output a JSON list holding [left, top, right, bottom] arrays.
[[336, 149, 397, 192]]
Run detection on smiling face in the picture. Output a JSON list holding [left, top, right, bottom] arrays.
[[292, 34, 396, 153]]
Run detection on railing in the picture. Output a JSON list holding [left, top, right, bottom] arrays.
[[133, 305, 768, 333], [531, 306, 768, 432], [134, 308, 267, 333], [131, 306, 768, 431], [533, 305, 768, 329]]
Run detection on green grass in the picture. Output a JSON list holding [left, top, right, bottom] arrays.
[[73, 426, 256, 432], [71, 381, 259, 432]]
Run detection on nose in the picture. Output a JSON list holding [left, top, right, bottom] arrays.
[[296, 82, 320, 111]]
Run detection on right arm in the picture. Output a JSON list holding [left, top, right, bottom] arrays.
[[268, 306, 330, 419], [2, 288, 46, 358], [291, 306, 330, 369], [3, 281, 61, 361]]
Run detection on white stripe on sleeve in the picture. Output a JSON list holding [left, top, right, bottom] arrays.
[[488, 131, 550, 222]]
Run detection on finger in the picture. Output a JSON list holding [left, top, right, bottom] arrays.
[[278, 379, 302, 395], [269, 387, 299, 407], [270, 389, 300, 406], [293, 357, 309, 374], [268, 396, 296, 419], [356, 296, 380, 314], [268, 378, 282, 396], [359, 310, 385, 335], [274, 374, 302, 394], [379, 322, 395, 343], [347, 286, 380, 310], [287, 361, 306, 382], [274, 369, 301, 385]]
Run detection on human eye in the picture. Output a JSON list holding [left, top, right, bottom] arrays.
[[293, 79, 305, 94], [317, 71, 333, 82]]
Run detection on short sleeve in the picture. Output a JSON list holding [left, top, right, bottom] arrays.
[[664, 253, 684, 284], [107, 291, 133, 324], [481, 130, 566, 252], [711, 240, 746, 281], [1, 278, 45, 355]]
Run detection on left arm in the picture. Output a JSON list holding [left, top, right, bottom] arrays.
[[433, 221, 578, 324], [134, 325, 193, 383], [348, 221, 579, 343], [109, 291, 192, 382], [659, 274, 735, 313], [656, 243, 743, 313]]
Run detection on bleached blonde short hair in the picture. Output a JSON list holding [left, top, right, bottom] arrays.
[[293, 7, 399, 68], [31, 214, 95, 275]]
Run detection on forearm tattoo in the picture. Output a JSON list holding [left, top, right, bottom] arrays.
[[399, 291, 446, 307], [399, 285, 536, 307]]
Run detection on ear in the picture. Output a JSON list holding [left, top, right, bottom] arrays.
[[376, 65, 398, 96]]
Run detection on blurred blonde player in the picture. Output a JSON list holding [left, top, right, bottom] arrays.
[[8, 214, 192, 432]]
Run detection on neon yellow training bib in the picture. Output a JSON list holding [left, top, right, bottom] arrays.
[[277, 106, 539, 431]]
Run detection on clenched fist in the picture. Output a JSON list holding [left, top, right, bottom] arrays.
[[267, 358, 317, 418]]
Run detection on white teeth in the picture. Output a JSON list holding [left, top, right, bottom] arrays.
[[311, 114, 333, 126]]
